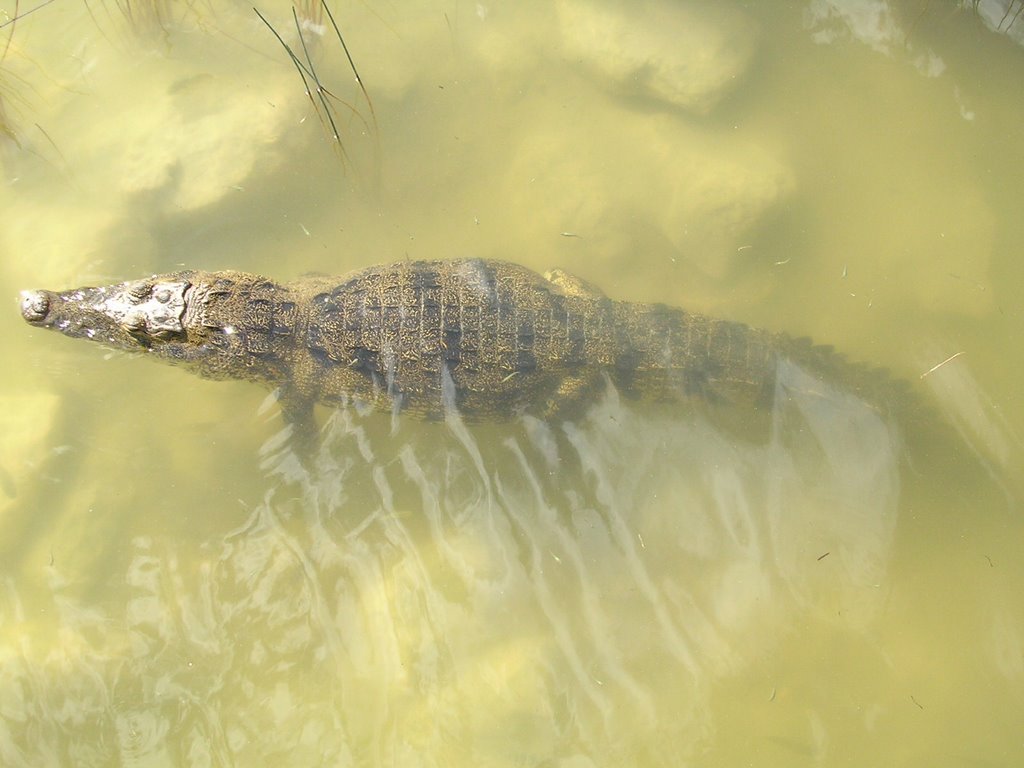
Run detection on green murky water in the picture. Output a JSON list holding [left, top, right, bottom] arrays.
[[1, 1, 1022, 765]]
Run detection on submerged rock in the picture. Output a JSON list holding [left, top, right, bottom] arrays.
[[504, 115, 793, 282], [557, 0, 759, 115]]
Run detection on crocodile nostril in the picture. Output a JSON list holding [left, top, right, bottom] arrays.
[[20, 290, 50, 324]]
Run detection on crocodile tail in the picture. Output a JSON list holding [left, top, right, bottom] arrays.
[[608, 302, 780, 410], [771, 335, 921, 420], [609, 301, 924, 425]]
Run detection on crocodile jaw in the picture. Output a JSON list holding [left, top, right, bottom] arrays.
[[20, 278, 189, 351]]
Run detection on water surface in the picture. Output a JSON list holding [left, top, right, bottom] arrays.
[[1, 1, 1022, 765]]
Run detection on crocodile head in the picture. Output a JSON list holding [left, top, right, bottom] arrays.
[[21, 275, 192, 351], [21, 270, 289, 383]]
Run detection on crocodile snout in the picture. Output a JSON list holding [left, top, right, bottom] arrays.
[[20, 290, 50, 324]]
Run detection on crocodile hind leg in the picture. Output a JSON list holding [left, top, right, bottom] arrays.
[[275, 388, 321, 458], [544, 267, 607, 299], [539, 269, 610, 419], [537, 371, 606, 421]]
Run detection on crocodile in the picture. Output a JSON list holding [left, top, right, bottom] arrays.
[[19, 258, 906, 430]]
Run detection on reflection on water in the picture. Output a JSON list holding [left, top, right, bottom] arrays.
[[2, 0, 1024, 765], [2, 365, 908, 765]]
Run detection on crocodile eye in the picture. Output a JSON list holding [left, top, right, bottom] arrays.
[[128, 282, 150, 302]]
